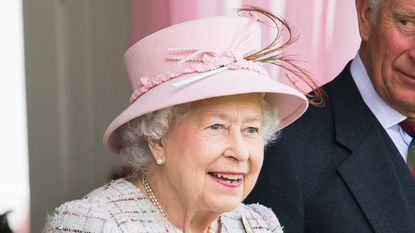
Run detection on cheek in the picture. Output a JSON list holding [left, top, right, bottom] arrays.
[[378, 41, 408, 89], [165, 127, 201, 158], [249, 139, 265, 170], [252, 151, 264, 177], [369, 38, 399, 87], [164, 129, 206, 180], [243, 146, 264, 196], [168, 131, 217, 178], [369, 29, 399, 66], [379, 30, 408, 65]]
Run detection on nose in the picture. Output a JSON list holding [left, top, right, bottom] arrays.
[[223, 128, 249, 162]]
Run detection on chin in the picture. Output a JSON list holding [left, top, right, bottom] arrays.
[[206, 195, 244, 213]]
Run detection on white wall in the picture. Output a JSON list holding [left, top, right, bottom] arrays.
[[23, 0, 131, 232]]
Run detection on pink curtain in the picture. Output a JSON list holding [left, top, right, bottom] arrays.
[[130, 0, 360, 86]]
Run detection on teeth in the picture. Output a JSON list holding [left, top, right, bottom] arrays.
[[213, 172, 243, 181]]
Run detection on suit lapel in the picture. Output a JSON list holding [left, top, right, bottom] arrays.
[[328, 63, 415, 232]]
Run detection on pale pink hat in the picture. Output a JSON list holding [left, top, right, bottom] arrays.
[[103, 15, 309, 153]]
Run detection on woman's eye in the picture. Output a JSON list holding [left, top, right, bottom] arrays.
[[244, 127, 259, 134], [208, 124, 225, 131]]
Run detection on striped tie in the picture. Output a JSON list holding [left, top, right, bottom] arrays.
[[400, 118, 415, 176]]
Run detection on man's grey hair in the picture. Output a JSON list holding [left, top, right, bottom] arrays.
[[367, 0, 385, 23], [119, 95, 280, 177]]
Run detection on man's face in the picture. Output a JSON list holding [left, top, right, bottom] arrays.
[[358, 0, 415, 117]]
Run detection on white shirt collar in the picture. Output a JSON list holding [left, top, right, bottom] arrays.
[[350, 54, 406, 129]]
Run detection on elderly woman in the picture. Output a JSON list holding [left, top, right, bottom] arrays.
[[44, 6, 321, 233]]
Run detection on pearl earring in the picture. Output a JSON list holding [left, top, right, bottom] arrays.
[[156, 158, 164, 165]]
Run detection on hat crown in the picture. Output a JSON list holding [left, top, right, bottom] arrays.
[[124, 16, 262, 91], [103, 13, 309, 153]]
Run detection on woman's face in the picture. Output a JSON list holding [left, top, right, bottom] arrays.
[[151, 94, 265, 214]]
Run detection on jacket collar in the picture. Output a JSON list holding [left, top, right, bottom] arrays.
[[328, 62, 415, 232]]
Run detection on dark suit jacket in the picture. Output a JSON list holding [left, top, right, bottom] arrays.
[[246, 62, 415, 233]]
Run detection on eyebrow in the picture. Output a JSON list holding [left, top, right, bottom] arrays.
[[393, 8, 415, 19]]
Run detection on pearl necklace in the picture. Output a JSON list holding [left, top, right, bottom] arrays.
[[141, 176, 168, 220], [141, 177, 218, 233]]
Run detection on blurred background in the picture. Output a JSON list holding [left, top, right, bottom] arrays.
[[0, 0, 359, 232]]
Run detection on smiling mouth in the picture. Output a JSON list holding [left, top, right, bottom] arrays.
[[208, 172, 244, 188]]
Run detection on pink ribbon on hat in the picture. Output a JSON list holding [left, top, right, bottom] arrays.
[[129, 16, 267, 103]]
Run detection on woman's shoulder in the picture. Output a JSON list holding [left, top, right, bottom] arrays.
[[84, 178, 145, 202], [221, 203, 283, 233], [43, 178, 149, 233]]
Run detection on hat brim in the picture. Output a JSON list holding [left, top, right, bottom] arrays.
[[103, 69, 308, 153]]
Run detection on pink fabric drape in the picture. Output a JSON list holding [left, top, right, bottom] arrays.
[[130, 0, 360, 86]]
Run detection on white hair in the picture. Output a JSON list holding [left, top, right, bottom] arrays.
[[119, 96, 280, 177]]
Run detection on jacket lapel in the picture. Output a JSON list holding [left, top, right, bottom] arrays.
[[328, 64, 415, 232]]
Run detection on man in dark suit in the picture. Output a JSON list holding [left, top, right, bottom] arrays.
[[246, 0, 415, 232]]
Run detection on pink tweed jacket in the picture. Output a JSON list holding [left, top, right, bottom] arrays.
[[43, 179, 283, 233]]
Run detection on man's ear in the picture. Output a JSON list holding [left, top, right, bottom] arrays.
[[356, 0, 373, 41]]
